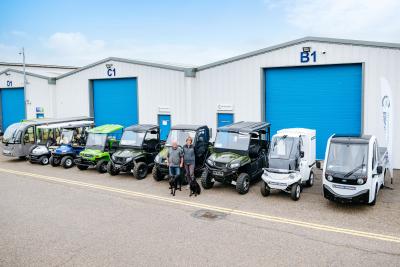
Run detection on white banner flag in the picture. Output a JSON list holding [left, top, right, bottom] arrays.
[[380, 77, 393, 179]]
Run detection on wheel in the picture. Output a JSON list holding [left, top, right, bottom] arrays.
[[201, 169, 214, 189], [306, 171, 314, 187], [133, 162, 148, 180], [107, 161, 120, 176], [236, 173, 250, 194], [39, 156, 49, 165], [260, 180, 270, 197], [77, 164, 88, 170], [61, 156, 74, 169], [96, 159, 108, 173], [369, 185, 378, 206], [291, 183, 301, 201], [50, 156, 61, 167], [152, 165, 164, 181]]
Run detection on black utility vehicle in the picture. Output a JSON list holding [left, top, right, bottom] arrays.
[[152, 124, 211, 182], [107, 124, 163, 179], [201, 121, 271, 194]]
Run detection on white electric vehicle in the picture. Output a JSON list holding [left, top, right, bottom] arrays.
[[321, 134, 388, 205], [260, 128, 316, 201]]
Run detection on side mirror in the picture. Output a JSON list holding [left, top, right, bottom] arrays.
[[316, 161, 321, 169], [377, 166, 383, 175], [300, 151, 304, 158]]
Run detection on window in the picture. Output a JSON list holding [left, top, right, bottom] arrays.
[[145, 130, 158, 141], [24, 126, 35, 144]]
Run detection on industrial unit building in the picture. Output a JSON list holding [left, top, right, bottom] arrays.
[[1, 37, 399, 167]]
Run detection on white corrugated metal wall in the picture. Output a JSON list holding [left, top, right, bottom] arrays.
[[55, 60, 190, 125], [192, 41, 400, 168]]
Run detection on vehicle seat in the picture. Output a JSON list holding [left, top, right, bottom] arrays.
[[249, 143, 260, 159], [145, 139, 158, 152]]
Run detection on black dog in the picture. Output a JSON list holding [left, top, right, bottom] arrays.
[[189, 179, 201, 197], [169, 175, 182, 196]]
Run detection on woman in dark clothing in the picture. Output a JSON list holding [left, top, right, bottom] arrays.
[[183, 136, 195, 185]]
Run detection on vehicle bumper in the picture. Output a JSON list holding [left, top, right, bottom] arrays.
[[28, 154, 49, 163], [262, 171, 300, 190], [206, 166, 237, 183], [74, 157, 97, 167], [323, 184, 370, 203], [111, 161, 133, 172]]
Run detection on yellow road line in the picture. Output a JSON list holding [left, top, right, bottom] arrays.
[[1, 167, 400, 243]]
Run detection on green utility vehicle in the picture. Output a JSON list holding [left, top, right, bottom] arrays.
[[107, 124, 163, 179], [152, 124, 211, 182], [74, 124, 123, 173], [201, 121, 271, 194]]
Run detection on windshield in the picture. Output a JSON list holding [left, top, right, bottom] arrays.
[[166, 130, 196, 147], [2, 123, 23, 144], [326, 142, 368, 175], [85, 133, 107, 150], [214, 131, 250, 151], [269, 136, 296, 159], [120, 131, 145, 147], [59, 129, 74, 144]]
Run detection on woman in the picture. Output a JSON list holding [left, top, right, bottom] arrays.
[[183, 136, 195, 185]]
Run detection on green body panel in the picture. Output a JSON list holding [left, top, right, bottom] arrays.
[[209, 151, 251, 167], [80, 149, 111, 162], [88, 124, 123, 134]]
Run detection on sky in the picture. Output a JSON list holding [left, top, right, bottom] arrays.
[[1, 0, 400, 67]]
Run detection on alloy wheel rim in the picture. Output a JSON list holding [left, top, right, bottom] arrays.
[[43, 158, 49, 164], [66, 159, 72, 166]]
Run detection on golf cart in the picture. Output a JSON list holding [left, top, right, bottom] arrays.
[[201, 121, 271, 194], [260, 128, 316, 201], [74, 124, 123, 173], [107, 124, 163, 179], [49, 120, 94, 168], [28, 125, 61, 165], [152, 124, 211, 182]]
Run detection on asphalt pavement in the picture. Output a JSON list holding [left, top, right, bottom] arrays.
[[0, 156, 399, 266]]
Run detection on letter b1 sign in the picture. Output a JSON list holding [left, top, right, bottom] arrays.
[[300, 51, 317, 63]]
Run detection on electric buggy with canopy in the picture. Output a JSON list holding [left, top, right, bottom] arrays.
[[107, 124, 163, 179], [261, 128, 316, 201], [201, 121, 271, 194]]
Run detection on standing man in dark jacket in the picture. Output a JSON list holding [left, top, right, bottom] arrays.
[[183, 137, 195, 185]]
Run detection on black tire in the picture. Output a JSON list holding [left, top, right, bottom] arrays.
[[96, 159, 108, 173], [306, 171, 314, 187], [291, 183, 301, 201], [39, 156, 49, 165], [201, 169, 214, 189], [369, 185, 378, 206], [152, 165, 164, 181], [236, 173, 250, 194], [133, 162, 148, 180], [50, 156, 60, 167], [77, 164, 88, 171], [107, 161, 120, 176], [260, 180, 270, 197], [61, 156, 74, 169]]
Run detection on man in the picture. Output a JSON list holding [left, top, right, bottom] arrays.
[[167, 141, 183, 177]]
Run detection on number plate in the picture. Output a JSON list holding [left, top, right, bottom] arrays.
[[213, 170, 224, 176]]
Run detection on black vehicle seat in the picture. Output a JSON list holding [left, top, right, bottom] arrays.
[[145, 139, 158, 152], [249, 143, 260, 159]]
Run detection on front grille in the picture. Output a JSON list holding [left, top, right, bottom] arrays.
[[331, 176, 358, 185], [114, 157, 126, 164], [214, 162, 227, 168]]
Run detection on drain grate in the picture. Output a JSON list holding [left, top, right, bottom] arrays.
[[192, 209, 227, 221]]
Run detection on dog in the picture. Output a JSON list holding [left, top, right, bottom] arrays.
[[169, 175, 182, 196], [189, 179, 201, 197]]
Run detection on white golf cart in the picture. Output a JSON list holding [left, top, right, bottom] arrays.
[[260, 128, 316, 201]]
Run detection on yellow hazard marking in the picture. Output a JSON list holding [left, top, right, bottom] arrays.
[[1, 167, 399, 244]]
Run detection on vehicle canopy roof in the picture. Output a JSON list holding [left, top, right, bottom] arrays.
[[331, 134, 372, 144], [171, 124, 208, 131], [37, 120, 94, 130], [88, 124, 123, 134], [218, 121, 270, 133], [276, 128, 316, 138], [20, 116, 93, 127], [125, 124, 158, 132]]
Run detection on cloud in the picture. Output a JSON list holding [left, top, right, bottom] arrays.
[[281, 0, 400, 41]]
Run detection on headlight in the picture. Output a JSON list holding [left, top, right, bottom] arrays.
[[229, 162, 240, 169], [126, 157, 133, 162], [326, 175, 333, 182], [207, 158, 213, 166], [112, 154, 116, 160], [289, 173, 296, 179], [357, 177, 366, 185]]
